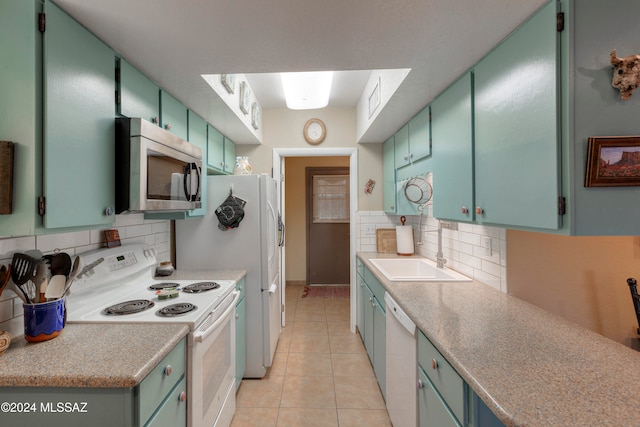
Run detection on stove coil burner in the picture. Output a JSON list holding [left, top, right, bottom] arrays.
[[157, 303, 198, 317], [182, 281, 221, 293], [149, 282, 180, 290], [103, 300, 155, 315]]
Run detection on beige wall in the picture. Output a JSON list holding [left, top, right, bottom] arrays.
[[507, 230, 640, 349], [236, 107, 384, 211], [284, 157, 350, 282]]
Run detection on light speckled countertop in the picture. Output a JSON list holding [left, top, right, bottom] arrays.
[[0, 323, 189, 388], [357, 252, 640, 427]]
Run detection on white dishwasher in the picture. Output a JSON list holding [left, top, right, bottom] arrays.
[[385, 292, 417, 427]]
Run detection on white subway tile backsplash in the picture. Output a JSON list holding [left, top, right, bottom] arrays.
[[356, 211, 507, 293]]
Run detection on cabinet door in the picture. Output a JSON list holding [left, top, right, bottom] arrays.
[[0, 0, 39, 236], [432, 73, 474, 222], [207, 124, 225, 173], [418, 368, 461, 427], [409, 106, 431, 162], [356, 272, 365, 336], [118, 58, 160, 124], [473, 0, 560, 229], [373, 297, 386, 398], [235, 296, 246, 391], [223, 137, 236, 174], [383, 135, 396, 213], [187, 111, 207, 217], [43, 1, 115, 229], [160, 91, 188, 140], [145, 377, 187, 427], [394, 124, 410, 169], [364, 285, 375, 364]]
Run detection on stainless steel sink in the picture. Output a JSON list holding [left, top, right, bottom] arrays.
[[369, 258, 472, 282]]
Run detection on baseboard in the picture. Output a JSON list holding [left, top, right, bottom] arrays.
[[286, 280, 306, 287]]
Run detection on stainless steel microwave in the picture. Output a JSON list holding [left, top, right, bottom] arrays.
[[115, 117, 202, 213]]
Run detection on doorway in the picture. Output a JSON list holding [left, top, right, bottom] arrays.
[[306, 167, 350, 285], [273, 147, 358, 332]]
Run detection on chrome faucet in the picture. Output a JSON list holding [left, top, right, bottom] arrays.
[[422, 220, 447, 268]]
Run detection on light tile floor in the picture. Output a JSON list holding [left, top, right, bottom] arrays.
[[231, 284, 392, 427]]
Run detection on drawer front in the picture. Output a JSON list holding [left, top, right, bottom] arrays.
[[364, 267, 386, 310], [418, 331, 464, 424], [418, 367, 461, 427], [139, 338, 186, 425], [145, 376, 187, 427], [236, 278, 246, 301]]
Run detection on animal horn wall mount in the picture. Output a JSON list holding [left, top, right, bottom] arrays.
[[610, 49, 640, 100]]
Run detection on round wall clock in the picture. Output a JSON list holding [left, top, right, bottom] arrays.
[[303, 118, 326, 145]]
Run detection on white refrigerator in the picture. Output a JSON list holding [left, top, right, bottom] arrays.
[[175, 174, 281, 378]]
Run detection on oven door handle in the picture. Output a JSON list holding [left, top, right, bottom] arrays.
[[193, 290, 240, 343]]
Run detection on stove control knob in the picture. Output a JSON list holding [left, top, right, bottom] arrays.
[[164, 365, 173, 377]]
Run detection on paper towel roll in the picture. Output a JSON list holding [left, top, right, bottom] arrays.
[[396, 225, 414, 255]]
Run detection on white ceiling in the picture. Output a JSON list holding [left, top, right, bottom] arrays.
[[52, 0, 547, 143]]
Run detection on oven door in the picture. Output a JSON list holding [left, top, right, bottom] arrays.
[[188, 291, 239, 427]]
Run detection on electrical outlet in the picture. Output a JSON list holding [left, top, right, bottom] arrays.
[[365, 224, 376, 236]]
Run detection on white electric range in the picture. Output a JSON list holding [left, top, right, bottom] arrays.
[[65, 243, 238, 427]]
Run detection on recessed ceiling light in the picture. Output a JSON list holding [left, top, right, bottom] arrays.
[[280, 71, 334, 110]]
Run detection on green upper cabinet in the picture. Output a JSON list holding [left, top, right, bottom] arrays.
[[432, 73, 474, 223], [394, 124, 410, 169], [207, 124, 225, 173], [383, 135, 396, 213], [223, 137, 236, 174], [187, 111, 207, 217], [395, 108, 431, 170], [473, 0, 561, 230], [409, 106, 431, 161], [160, 91, 188, 140], [118, 58, 160, 124], [43, 0, 115, 229], [0, 0, 39, 237], [207, 124, 236, 175]]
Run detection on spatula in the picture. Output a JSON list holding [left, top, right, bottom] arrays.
[[10, 253, 39, 303]]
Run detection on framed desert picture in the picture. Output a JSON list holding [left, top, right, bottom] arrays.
[[585, 136, 640, 187]]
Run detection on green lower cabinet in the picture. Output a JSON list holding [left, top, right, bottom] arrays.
[[145, 377, 187, 427], [372, 296, 386, 397], [418, 367, 460, 427], [356, 261, 386, 399], [0, 338, 186, 427]]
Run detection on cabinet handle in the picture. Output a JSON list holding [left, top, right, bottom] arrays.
[[164, 365, 173, 376], [165, 123, 172, 130], [410, 153, 414, 159], [390, 205, 394, 210], [152, 117, 159, 124], [179, 391, 186, 402], [417, 379, 424, 390], [404, 156, 408, 161], [461, 206, 468, 214], [475, 206, 484, 214], [104, 207, 114, 216], [431, 359, 438, 370]]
